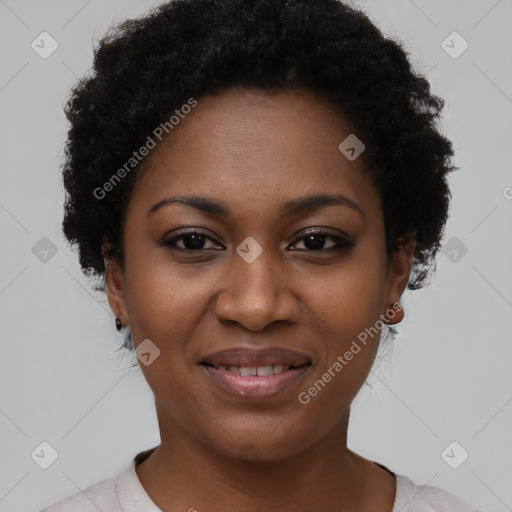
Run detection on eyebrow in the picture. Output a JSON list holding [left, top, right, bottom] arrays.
[[148, 193, 364, 219]]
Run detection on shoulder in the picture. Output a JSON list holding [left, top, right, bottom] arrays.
[[36, 469, 123, 512], [393, 474, 481, 512], [36, 447, 161, 512]]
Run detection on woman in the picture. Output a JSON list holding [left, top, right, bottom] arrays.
[[39, 0, 480, 510]]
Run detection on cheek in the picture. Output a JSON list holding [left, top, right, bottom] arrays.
[[309, 247, 388, 337], [305, 246, 388, 392], [123, 248, 216, 345], [326, 275, 386, 349], [295, 286, 384, 428]]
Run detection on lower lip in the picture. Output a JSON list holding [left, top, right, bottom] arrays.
[[201, 364, 311, 400]]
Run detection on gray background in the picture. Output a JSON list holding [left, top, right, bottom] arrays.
[[0, 0, 511, 511]]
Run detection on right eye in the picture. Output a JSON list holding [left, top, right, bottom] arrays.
[[161, 230, 224, 252]]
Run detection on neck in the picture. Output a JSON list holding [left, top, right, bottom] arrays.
[[135, 400, 394, 512]]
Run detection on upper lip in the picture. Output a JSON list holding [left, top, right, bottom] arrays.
[[200, 347, 311, 368]]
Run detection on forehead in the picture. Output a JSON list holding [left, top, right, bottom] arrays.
[[129, 87, 380, 222]]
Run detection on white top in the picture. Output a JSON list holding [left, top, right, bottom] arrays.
[[37, 449, 481, 512]]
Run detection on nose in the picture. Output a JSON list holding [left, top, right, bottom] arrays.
[[213, 246, 300, 332]]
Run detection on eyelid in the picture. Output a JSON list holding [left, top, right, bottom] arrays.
[[292, 227, 354, 242]]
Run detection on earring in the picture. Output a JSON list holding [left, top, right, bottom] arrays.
[[115, 317, 122, 331], [383, 302, 404, 325]]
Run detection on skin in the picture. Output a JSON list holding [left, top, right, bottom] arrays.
[[104, 87, 416, 512]]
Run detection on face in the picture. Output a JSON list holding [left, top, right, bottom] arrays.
[[105, 87, 414, 461]]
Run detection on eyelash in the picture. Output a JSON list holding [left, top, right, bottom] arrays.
[[161, 229, 355, 253]]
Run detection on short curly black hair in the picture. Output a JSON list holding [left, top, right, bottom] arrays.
[[62, 0, 456, 343]]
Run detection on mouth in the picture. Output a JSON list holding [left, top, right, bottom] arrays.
[[199, 347, 312, 400], [200, 362, 309, 376]]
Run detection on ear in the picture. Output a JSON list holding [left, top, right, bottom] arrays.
[[383, 232, 416, 325], [103, 244, 128, 327]]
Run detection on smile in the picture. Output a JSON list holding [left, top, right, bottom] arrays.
[[202, 363, 296, 376], [199, 362, 311, 400]]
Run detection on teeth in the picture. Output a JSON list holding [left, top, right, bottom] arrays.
[[216, 364, 293, 376], [257, 366, 273, 376], [273, 364, 284, 374], [240, 366, 257, 376]]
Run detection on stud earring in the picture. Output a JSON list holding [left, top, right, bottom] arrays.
[[115, 317, 122, 331], [383, 302, 404, 325]]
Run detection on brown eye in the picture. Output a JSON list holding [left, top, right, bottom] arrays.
[[161, 231, 222, 251], [290, 230, 355, 251]]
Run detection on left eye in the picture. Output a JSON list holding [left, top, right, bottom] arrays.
[[290, 231, 354, 251]]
